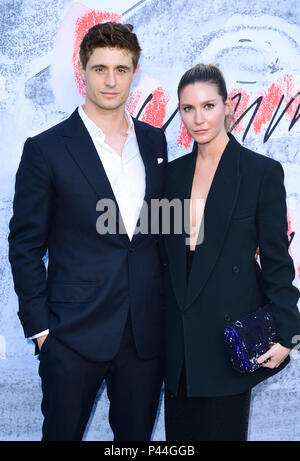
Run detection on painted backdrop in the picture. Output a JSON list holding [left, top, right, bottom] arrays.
[[0, 0, 299, 441]]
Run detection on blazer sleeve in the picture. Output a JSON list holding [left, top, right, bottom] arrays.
[[8, 138, 53, 338], [256, 160, 300, 348]]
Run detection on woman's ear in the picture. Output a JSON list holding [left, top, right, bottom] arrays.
[[224, 98, 233, 116], [224, 99, 234, 131]]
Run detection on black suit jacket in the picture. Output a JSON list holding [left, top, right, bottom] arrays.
[[163, 134, 300, 397], [9, 108, 167, 362]]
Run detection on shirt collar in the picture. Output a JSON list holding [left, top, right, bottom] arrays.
[[78, 105, 135, 141]]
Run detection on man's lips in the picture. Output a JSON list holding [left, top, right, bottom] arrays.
[[100, 92, 119, 97]]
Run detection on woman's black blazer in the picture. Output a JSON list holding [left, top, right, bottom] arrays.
[[163, 133, 300, 397]]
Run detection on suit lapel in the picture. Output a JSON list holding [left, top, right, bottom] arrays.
[[133, 118, 157, 205], [164, 145, 197, 309], [184, 135, 241, 309], [131, 118, 161, 243], [61, 109, 129, 243]]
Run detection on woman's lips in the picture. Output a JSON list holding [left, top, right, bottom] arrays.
[[194, 129, 208, 134]]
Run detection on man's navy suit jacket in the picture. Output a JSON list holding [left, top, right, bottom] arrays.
[[9, 108, 167, 362]]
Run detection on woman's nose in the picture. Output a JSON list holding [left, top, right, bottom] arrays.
[[194, 109, 204, 124]]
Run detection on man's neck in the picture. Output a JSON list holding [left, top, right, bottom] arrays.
[[81, 101, 128, 137]]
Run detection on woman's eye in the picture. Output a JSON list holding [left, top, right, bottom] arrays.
[[183, 106, 191, 112], [205, 103, 214, 109], [95, 67, 104, 72]]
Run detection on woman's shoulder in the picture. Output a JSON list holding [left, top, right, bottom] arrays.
[[238, 140, 282, 176], [167, 151, 195, 173]]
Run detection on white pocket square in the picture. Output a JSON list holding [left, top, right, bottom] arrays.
[[157, 157, 164, 164]]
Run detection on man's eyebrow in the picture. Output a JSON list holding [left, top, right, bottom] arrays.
[[90, 64, 105, 69], [90, 64, 131, 70]]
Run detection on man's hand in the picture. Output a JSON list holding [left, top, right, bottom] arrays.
[[37, 334, 48, 351], [256, 343, 290, 369], [254, 247, 259, 260]]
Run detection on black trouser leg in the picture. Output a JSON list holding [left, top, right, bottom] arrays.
[[106, 315, 164, 441], [165, 365, 251, 441], [38, 334, 108, 441]]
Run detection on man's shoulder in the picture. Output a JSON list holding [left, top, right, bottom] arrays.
[[29, 110, 77, 145], [132, 117, 164, 136]]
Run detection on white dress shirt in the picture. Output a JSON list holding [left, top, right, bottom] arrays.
[[78, 105, 146, 240], [31, 106, 146, 340]]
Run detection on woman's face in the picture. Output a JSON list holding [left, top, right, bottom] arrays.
[[179, 81, 230, 145]]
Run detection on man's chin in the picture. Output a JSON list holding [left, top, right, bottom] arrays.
[[95, 100, 126, 112]]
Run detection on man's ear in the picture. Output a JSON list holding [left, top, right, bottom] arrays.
[[132, 63, 140, 82], [79, 62, 86, 82]]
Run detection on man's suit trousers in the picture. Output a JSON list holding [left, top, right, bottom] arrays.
[[38, 313, 164, 441]]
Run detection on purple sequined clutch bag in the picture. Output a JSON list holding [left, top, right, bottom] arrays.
[[224, 304, 277, 373]]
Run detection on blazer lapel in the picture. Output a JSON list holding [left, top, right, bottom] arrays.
[[164, 145, 197, 309], [184, 134, 241, 310], [61, 109, 129, 242], [130, 118, 161, 243], [133, 118, 157, 204]]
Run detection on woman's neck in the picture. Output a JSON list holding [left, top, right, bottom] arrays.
[[197, 131, 230, 163]]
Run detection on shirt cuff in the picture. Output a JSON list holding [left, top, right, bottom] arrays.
[[30, 329, 49, 339]]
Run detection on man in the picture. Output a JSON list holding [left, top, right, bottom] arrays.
[[9, 22, 167, 441]]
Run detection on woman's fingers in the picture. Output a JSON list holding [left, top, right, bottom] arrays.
[[257, 343, 290, 368]]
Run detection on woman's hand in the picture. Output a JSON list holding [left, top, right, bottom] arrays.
[[257, 343, 290, 369]]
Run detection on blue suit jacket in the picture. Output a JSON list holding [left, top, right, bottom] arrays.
[[9, 108, 167, 362]]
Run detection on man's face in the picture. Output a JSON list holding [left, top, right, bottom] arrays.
[[80, 47, 139, 112]]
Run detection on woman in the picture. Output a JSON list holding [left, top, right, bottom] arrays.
[[162, 64, 300, 441]]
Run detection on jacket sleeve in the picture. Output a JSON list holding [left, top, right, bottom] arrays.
[[256, 160, 300, 348], [8, 138, 53, 337]]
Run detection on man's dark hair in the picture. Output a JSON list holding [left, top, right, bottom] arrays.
[[79, 22, 142, 70]]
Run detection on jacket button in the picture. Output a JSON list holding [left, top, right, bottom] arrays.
[[232, 265, 239, 273], [224, 314, 231, 321]]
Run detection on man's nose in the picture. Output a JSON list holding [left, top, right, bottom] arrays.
[[105, 70, 116, 87]]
